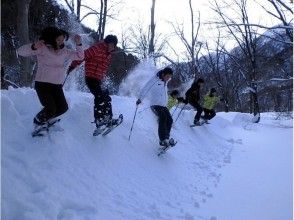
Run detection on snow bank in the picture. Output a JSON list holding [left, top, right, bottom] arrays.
[[1, 87, 292, 220]]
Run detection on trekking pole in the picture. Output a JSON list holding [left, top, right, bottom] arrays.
[[174, 104, 186, 123], [128, 105, 139, 141], [171, 103, 180, 117], [62, 73, 70, 87]]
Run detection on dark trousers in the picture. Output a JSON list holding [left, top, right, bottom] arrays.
[[203, 108, 216, 120], [34, 81, 68, 123], [151, 105, 173, 141], [189, 102, 203, 122], [85, 77, 112, 121]]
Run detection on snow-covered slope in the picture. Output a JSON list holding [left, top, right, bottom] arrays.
[[1, 88, 292, 220]]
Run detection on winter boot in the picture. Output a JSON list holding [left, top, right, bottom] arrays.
[[193, 120, 202, 126], [159, 139, 170, 147], [33, 116, 45, 126], [168, 138, 176, 147]]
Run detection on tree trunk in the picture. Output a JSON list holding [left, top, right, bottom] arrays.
[[16, 0, 32, 87], [97, 0, 104, 40], [101, 0, 108, 40], [77, 0, 81, 21], [148, 0, 156, 56]]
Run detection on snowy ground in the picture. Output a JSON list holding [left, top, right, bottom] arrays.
[[1, 88, 293, 220]]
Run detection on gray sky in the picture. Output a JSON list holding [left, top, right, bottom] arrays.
[[59, 0, 291, 64]]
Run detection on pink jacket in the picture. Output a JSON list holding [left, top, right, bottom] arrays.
[[17, 44, 84, 85]]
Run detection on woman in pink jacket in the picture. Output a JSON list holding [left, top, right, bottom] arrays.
[[17, 27, 84, 127]]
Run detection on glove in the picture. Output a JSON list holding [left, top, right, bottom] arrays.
[[177, 97, 185, 103], [67, 66, 75, 75], [181, 98, 188, 104], [136, 99, 142, 105]]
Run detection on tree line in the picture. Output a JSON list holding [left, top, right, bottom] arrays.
[[1, 0, 293, 119]]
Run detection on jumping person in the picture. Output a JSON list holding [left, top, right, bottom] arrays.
[[185, 78, 205, 126], [202, 88, 220, 123], [167, 90, 180, 110], [136, 67, 176, 147], [68, 35, 118, 132], [17, 27, 84, 129]]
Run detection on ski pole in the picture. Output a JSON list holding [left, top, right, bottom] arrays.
[[174, 104, 186, 123], [171, 103, 180, 117], [128, 105, 139, 141], [62, 73, 70, 87]]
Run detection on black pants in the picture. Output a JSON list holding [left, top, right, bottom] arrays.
[[189, 102, 203, 122], [203, 108, 216, 120], [85, 77, 112, 121], [151, 105, 173, 141], [34, 81, 68, 123]]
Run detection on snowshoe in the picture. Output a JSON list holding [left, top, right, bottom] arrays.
[[31, 118, 61, 137], [158, 138, 177, 156]]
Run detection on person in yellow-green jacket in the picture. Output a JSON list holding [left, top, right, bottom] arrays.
[[167, 90, 186, 110], [167, 90, 179, 110], [202, 88, 220, 122]]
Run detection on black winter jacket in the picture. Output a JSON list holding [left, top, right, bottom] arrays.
[[185, 82, 201, 105]]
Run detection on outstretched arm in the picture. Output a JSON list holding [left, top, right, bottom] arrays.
[[68, 42, 100, 72], [17, 40, 45, 57]]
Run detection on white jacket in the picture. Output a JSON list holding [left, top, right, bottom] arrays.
[[138, 74, 169, 107]]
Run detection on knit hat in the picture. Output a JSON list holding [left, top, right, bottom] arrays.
[[104, 35, 118, 46], [196, 78, 204, 84], [162, 67, 173, 75], [210, 88, 216, 93]]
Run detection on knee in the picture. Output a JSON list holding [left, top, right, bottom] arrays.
[[168, 114, 173, 124], [58, 102, 68, 115]]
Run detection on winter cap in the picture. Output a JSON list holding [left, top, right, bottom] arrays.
[[196, 78, 204, 83], [170, 90, 179, 97], [104, 35, 118, 46], [162, 67, 173, 75], [210, 88, 217, 93]]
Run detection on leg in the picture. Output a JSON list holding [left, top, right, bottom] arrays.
[[100, 89, 113, 119], [151, 105, 171, 141], [162, 107, 173, 137], [85, 77, 104, 121], [207, 109, 216, 120], [51, 84, 68, 118], [34, 82, 57, 123], [203, 108, 210, 120], [190, 102, 203, 123]]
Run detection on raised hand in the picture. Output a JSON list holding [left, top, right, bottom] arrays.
[[33, 40, 45, 49], [73, 35, 82, 45]]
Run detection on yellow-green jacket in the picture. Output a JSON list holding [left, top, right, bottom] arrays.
[[203, 94, 220, 110], [167, 96, 178, 110]]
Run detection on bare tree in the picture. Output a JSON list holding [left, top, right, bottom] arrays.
[[149, 0, 156, 56], [259, 0, 293, 41], [211, 0, 262, 122], [64, 0, 82, 20], [16, 0, 32, 87], [127, 20, 167, 61], [65, 0, 120, 40], [170, 0, 202, 78]]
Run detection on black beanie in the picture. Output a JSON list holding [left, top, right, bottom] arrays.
[[162, 67, 173, 75], [104, 35, 118, 46], [211, 88, 216, 93]]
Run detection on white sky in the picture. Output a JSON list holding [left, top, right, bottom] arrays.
[[59, 0, 291, 64]]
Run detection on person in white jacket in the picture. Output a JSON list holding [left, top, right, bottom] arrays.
[[136, 67, 176, 147]]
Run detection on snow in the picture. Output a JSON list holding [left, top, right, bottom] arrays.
[[1, 87, 293, 220]]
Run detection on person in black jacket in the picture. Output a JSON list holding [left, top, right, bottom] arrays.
[[185, 78, 204, 125]]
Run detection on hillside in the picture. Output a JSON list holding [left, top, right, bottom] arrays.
[[1, 88, 292, 220]]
